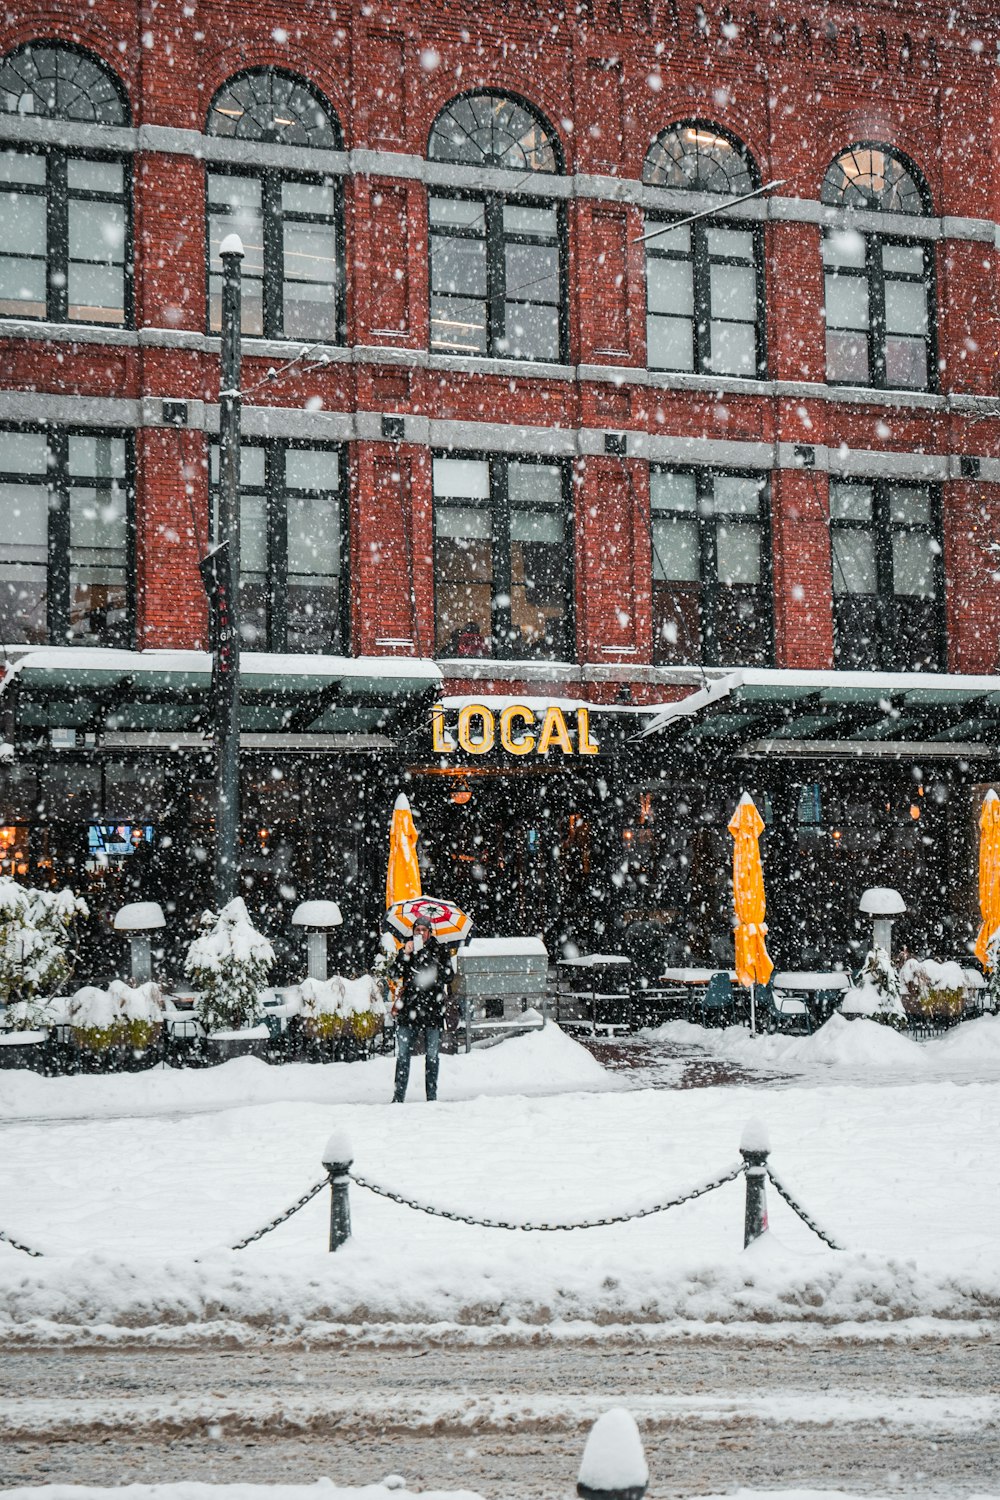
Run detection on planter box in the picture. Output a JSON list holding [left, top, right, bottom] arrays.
[[0, 1029, 49, 1070], [204, 1024, 270, 1063]]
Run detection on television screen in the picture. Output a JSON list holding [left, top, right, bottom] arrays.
[[88, 824, 154, 858]]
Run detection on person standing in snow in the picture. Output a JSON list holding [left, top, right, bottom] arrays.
[[392, 915, 447, 1102]]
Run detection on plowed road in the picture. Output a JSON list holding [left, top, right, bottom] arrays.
[[2, 1333, 998, 1496]]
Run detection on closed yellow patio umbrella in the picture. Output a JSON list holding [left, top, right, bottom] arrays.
[[386, 793, 422, 909], [728, 792, 774, 1033], [974, 789, 1000, 968]]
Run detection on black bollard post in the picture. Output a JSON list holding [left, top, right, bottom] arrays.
[[740, 1117, 770, 1248], [577, 1408, 648, 1500], [321, 1132, 354, 1252]]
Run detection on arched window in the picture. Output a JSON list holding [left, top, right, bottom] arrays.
[[821, 144, 935, 390], [642, 124, 765, 378], [427, 92, 566, 363], [0, 41, 128, 124], [0, 43, 131, 325], [207, 68, 338, 148], [205, 70, 343, 341]]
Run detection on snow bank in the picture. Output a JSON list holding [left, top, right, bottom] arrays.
[[0, 1024, 617, 1123], [3, 1484, 482, 1500]]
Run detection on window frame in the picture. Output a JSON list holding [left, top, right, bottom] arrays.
[[0, 422, 136, 647], [209, 436, 349, 655], [428, 189, 568, 364], [649, 466, 773, 668], [0, 143, 134, 328], [432, 450, 575, 662], [823, 229, 937, 392], [828, 477, 945, 671], [644, 214, 767, 378], [206, 164, 345, 343]]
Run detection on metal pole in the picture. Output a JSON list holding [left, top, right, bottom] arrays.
[[216, 234, 244, 904], [321, 1141, 354, 1251], [750, 981, 756, 1037], [740, 1141, 770, 1247]]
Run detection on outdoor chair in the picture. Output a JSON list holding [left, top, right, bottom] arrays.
[[696, 971, 735, 1027], [758, 980, 813, 1035]]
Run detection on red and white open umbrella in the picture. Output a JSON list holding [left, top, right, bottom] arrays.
[[384, 895, 472, 945]]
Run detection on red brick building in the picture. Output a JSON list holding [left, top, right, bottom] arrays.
[[1, 0, 999, 978]]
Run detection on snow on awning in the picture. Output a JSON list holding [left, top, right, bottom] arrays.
[[0, 646, 442, 746], [638, 667, 1000, 757]]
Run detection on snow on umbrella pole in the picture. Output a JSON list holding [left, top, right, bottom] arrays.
[[577, 1408, 648, 1500], [727, 793, 774, 1037], [386, 793, 422, 910], [974, 789, 1000, 971]]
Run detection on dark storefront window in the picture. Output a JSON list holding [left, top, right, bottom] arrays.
[[0, 427, 133, 646], [428, 93, 566, 363], [830, 480, 944, 671], [433, 454, 572, 661], [206, 70, 343, 342], [210, 440, 347, 653], [643, 123, 765, 378], [651, 469, 771, 667], [0, 44, 131, 326], [821, 145, 935, 391]]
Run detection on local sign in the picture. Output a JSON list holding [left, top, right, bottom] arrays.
[[432, 702, 599, 757]]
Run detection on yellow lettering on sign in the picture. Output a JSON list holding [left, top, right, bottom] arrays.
[[576, 707, 599, 755], [499, 705, 536, 756], [431, 704, 451, 754], [536, 705, 573, 755], [458, 703, 495, 756]]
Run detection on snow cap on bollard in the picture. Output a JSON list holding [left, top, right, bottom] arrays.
[[577, 1408, 648, 1500], [218, 232, 244, 259], [322, 1129, 354, 1169], [740, 1117, 771, 1155]]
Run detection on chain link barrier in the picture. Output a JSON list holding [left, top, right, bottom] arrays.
[[766, 1166, 845, 1251], [231, 1177, 329, 1250], [349, 1162, 745, 1232], [0, 1225, 45, 1258]]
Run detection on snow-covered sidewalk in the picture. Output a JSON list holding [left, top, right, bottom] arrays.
[[1, 1022, 998, 1338]]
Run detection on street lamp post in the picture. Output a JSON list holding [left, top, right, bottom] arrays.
[[207, 232, 244, 903]]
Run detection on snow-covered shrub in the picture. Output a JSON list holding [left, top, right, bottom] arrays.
[[899, 957, 967, 1024], [66, 981, 163, 1054], [299, 973, 385, 1043], [185, 898, 274, 1033], [842, 946, 907, 1030], [0, 877, 88, 1024], [299, 976, 347, 1040]]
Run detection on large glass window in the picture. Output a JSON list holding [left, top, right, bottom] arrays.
[[428, 93, 566, 363], [0, 427, 132, 646], [433, 455, 571, 661], [209, 441, 346, 654], [829, 480, 943, 671], [206, 70, 343, 342], [0, 44, 130, 326], [821, 146, 935, 391], [651, 470, 771, 667], [643, 124, 765, 378]]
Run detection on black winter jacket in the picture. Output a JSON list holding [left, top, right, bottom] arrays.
[[394, 936, 448, 1028]]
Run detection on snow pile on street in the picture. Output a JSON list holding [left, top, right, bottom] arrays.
[[0, 1025, 998, 1337], [648, 1011, 1000, 1076]]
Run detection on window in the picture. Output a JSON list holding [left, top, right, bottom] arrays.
[[206, 71, 343, 341], [433, 455, 571, 661], [209, 441, 347, 653], [651, 469, 771, 667], [427, 93, 566, 363], [643, 124, 765, 378], [829, 480, 943, 671], [821, 145, 935, 390], [0, 427, 133, 647], [0, 44, 130, 325]]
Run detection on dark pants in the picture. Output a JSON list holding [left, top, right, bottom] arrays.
[[393, 1024, 441, 1101]]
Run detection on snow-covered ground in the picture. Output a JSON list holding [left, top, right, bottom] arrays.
[[1, 1019, 999, 1340], [10, 1488, 993, 1500]]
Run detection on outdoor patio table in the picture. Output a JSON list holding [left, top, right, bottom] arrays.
[[556, 955, 631, 1034], [773, 970, 849, 1025], [659, 967, 737, 985]]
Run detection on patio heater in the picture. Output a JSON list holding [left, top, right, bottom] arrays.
[[293, 900, 344, 980], [113, 902, 166, 985], [859, 887, 906, 954]]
